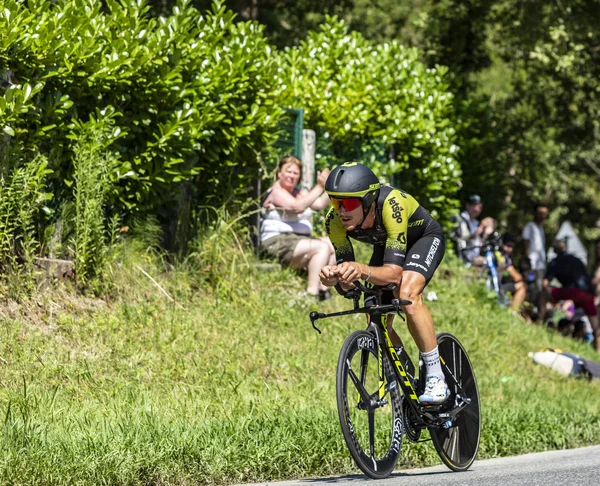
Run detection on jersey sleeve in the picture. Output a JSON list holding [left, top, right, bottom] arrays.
[[325, 207, 355, 263], [381, 189, 418, 266]]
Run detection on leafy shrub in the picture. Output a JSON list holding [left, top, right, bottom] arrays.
[[70, 110, 120, 285], [0, 144, 52, 292], [275, 17, 462, 222], [0, 0, 283, 216]]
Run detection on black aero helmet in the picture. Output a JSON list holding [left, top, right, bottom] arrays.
[[325, 162, 381, 214]]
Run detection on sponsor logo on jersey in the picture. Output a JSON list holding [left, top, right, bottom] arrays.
[[412, 254, 421, 259], [425, 237, 441, 267], [325, 209, 334, 234], [408, 218, 424, 228], [389, 197, 403, 223], [396, 232, 406, 245], [406, 261, 428, 272]]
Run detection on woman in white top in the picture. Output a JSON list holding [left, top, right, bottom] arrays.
[[260, 156, 335, 299]]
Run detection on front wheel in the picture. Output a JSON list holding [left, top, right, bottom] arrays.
[[336, 330, 403, 479], [429, 332, 481, 471]]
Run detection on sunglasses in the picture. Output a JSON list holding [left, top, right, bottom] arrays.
[[331, 197, 363, 212]]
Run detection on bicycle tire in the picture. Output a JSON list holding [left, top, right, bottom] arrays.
[[429, 332, 481, 471], [336, 330, 403, 479]]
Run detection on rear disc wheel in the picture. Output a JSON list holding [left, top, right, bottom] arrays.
[[429, 332, 481, 471]]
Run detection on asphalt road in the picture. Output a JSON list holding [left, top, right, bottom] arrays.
[[237, 445, 600, 486]]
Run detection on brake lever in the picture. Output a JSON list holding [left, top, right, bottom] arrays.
[[310, 311, 323, 334]]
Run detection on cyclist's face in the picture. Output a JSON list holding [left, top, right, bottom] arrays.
[[334, 199, 364, 230], [278, 162, 301, 190]]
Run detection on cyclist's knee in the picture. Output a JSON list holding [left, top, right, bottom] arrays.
[[399, 288, 424, 313]]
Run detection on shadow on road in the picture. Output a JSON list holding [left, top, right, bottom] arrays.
[[291, 469, 450, 483]]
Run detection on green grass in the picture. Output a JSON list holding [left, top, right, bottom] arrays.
[[0, 241, 599, 485]]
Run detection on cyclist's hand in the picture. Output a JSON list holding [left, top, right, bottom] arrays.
[[336, 262, 364, 285], [320, 265, 339, 287]]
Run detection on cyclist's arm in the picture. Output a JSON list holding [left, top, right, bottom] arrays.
[[337, 189, 411, 286], [325, 207, 355, 263], [381, 189, 413, 268], [346, 262, 403, 286]]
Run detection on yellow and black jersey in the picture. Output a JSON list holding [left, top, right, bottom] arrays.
[[325, 186, 442, 267]]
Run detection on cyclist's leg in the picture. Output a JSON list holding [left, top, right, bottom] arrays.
[[401, 235, 448, 403], [399, 271, 437, 352], [368, 246, 404, 346]]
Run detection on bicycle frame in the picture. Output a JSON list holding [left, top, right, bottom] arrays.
[[484, 247, 501, 295], [463, 233, 507, 305]]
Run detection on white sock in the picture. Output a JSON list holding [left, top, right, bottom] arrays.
[[421, 346, 444, 380]]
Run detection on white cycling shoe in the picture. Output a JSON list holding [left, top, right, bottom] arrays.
[[418, 376, 450, 405]]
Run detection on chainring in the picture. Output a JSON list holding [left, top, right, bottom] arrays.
[[401, 396, 422, 442]]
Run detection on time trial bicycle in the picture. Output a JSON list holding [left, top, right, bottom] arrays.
[[310, 281, 480, 479]]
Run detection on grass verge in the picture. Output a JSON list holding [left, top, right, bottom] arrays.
[[0, 241, 599, 485]]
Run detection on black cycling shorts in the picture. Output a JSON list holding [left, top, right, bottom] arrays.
[[369, 234, 445, 304]]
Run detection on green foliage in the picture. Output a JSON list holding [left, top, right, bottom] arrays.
[[70, 109, 120, 286], [188, 204, 257, 297], [0, 145, 52, 293], [275, 17, 462, 221], [0, 239, 600, 484], [1, 0, 283, 216]]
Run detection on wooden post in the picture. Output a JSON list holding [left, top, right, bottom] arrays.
[[302, 129, 316, 189]]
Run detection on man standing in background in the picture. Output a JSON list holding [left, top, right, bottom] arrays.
[[451, 194, 496, 266], [522, 204, 548, 317]]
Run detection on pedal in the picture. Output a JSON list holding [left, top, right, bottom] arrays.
[[418, 403, 444, 412]]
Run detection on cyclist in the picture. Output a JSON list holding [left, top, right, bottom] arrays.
[[319, 162, 449, 404]]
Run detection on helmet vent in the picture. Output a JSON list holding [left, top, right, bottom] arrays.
[[334, 169, 345, 189]]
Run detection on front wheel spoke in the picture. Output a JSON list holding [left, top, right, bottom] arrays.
[[368, 409, 376, 459], [348, 363, 371, 405]]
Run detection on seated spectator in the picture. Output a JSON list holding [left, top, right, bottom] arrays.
[[260, 156, 335, 300], [450, 194, 497, 266], [541, 239, 600, 352], [495, 233, 527, 315]]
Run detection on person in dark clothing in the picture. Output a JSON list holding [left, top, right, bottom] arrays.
[[542, 239, 599, 352]]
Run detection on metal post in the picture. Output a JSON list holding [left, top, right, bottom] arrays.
[[302, 129, 316, 189]]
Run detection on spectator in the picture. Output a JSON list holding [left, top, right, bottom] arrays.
[[450, 194, 497, 266], [260, 156, 334, 300], [522, 203, 548, 313], [549, 300, 595, 344], [495, 233, 527, 315], [541, 239, 599, 352]]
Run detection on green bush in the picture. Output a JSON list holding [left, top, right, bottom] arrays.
[[70, 109, 121, 286], [0, 145, 52, 294], [0, 0, 283, 216], [275, 17, 462, 222]]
